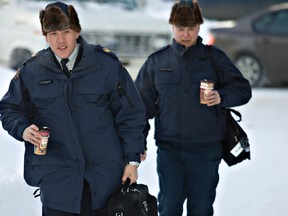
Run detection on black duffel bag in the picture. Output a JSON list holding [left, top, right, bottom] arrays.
[[101, 179, 158, 216]]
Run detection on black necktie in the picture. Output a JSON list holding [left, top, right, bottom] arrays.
[[61, 58, 70, 78]]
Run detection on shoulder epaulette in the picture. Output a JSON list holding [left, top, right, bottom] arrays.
[[93, 44, 119, 60], [30, 49, 46, 58], [13, 68, 21, 80], [149, 45, 170, 57], [18, 49, 47, 70], [23, 49, 46, 65]]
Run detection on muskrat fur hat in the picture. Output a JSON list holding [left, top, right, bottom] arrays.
[[169, 0, 204, 27], [39, 1, 81, 35]]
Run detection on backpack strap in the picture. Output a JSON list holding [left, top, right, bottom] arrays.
[[206, 45, 223, 88], [227, 108, 242, 122]]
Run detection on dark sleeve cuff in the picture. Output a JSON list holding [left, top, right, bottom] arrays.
[[125, 152, 141, 163]]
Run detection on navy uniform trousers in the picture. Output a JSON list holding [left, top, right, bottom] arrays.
[[156, 140, 222, 216]]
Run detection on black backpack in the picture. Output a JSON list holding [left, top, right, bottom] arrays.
[[206, 45, 251, 166], [102, 179, 158, 216]]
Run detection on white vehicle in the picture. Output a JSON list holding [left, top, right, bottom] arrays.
[[0, 0, 171, 69]]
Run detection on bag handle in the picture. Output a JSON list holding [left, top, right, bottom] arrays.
[[120, 178, 139, 194], [227, 108, 242, 122]]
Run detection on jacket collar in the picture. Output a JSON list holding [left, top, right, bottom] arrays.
[[171, 36, 203, 57], [39, 36, 99, 75]]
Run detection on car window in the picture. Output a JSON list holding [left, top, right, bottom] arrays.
[[93, 0, 138, 10], [253, 9, 288, 35], [253, 14, 273, 33], [266, 10, 288, 34], [27, 0, 139, 10]]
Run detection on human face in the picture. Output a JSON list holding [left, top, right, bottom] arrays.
[[45, 28, 80, 59], [172, 25, 200, 48]]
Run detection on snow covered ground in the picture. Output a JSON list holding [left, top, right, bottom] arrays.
[[1, 63, 288, 216]]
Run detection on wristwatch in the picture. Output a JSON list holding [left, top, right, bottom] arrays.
[[128, 161, 140, 167]]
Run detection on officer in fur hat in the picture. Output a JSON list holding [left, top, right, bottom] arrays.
[[135, 0, 252, 215], [0, 1, 145, 215]]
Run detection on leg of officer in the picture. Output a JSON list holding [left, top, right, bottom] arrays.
[[157, 140, 187, 216], [185, 141, 222, 216]]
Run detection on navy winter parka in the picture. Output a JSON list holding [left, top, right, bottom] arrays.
[[135, 37, 252, 145], [0, 37, 146, 213]]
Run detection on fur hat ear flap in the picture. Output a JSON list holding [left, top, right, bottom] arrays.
[[39, 1, 81, 35], [39, 9, 45, 35], [67, 5, 81, 33]]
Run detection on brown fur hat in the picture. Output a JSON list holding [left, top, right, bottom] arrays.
[[39, 1, 81, 35], [169, 0, 204, 27]]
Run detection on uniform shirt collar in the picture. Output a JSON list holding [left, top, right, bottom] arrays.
[[55, 43, 80, 71]]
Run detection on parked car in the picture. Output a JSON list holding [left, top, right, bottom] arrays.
[[198, 0, 288, 21], [0, 0, 171, 70], [208, 3, 288, 87], [92, 0, 146, 10]]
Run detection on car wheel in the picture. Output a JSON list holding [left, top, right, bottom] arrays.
[[234, 54, 265, 87], [9, 49, 32, 70]]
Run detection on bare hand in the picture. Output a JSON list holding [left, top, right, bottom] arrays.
[[141, 150, 147, 161], [206, 90, 221, 106], [121, 164, 138, 185], [22, 124, 41, 147]]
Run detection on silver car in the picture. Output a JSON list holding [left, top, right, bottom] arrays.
[[208, 3, 288, 87]]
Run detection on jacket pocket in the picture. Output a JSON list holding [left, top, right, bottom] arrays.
[[23, 155, 70, 187], [155, 68, 180, 85], [75, 86, 110, 104], [32, 81, 62, 107]]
